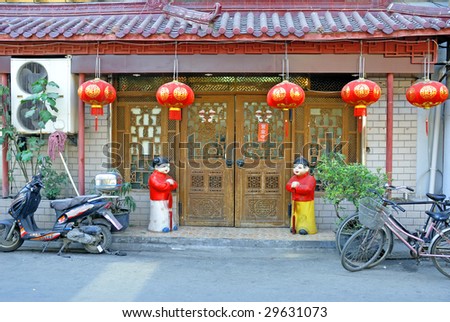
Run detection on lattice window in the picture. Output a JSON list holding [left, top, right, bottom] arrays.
[[242, 101, 284, 159], [113, 89, 175, 189], [265, 175, 279, 191], [187, 101, 227, 159], [209, 175, 223, 192], [191, 175, 204, 189], [117, 74, 310, 93], [247, 175, 262, 191]]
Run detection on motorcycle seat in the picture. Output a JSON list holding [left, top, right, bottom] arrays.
[[50, 194, 101, 211]]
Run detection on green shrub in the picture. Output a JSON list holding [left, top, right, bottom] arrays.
[[315, 152, 387, 219], [40, 157, 68, 200]]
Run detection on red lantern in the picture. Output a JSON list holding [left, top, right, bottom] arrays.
[[78, 78, 116, 131], [156, 80, 195, 120], [406, 79, 448, 109], [341, 78, 381, 117], [267, 80, 305, 110], [267, 80, 305, 137]]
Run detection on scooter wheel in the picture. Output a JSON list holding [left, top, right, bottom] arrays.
[[83, 225, 112, 254], [0, 225, 24, 252]]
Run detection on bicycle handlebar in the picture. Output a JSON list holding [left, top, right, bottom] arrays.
[[368, 188, 406, 213], [385, 184, 415, 192]]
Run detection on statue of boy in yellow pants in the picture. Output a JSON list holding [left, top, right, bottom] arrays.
[[285, 157, 317, 235]]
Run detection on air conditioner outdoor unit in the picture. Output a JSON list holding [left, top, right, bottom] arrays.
[[10, 57, 78, 134]]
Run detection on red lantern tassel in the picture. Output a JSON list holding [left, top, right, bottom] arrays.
[[284, 119, 289, 138], [426, 118, 429, 136], [91, 106, 104, 132], [169, 107, 182, 120]]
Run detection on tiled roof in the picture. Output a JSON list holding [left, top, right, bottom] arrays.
[[0, 2, 448, 41]]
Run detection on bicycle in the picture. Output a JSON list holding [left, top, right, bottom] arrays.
[[340, 194, 450, 278], [335, 185, 449, 254]]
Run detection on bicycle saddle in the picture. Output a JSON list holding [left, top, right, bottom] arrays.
[[425, 208, 450, 222], [426, 193, 447, 202]]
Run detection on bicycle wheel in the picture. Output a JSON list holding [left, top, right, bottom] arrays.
[[430, 228, 450, 278], [341, 227, 386, 272], [335, 213, 361, 253], [368, 226, 393, 268], [336, 213, 394, 268]]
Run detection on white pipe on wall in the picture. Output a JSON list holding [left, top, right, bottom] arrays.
[[361, 115, 366, 165], [415, 108, 430, 197], [428, 44, 448, 195], [444, 42, 450, 196], [444, 100, 450, 196], [428, 105, 441, 194]]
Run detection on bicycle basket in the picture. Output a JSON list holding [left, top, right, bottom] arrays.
[[358, 197, 390, 229]]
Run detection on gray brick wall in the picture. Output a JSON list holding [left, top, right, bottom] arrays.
[[366, 76, 417, 188]]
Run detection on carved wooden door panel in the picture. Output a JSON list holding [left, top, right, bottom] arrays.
[[180, 96, 235, 226], [234, 95, 289, 227]]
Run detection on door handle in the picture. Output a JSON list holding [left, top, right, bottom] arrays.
[[236, 159, 245, 168], [226, 159, 233, 168]]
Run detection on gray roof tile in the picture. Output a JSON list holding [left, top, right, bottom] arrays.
[[0, 3, 449, 41]]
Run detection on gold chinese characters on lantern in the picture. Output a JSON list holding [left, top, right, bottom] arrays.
[[341, 78, 381, 117], [406, 79, 448, 109], [156, 80, 195, 120], [78, 78, 116, 131]]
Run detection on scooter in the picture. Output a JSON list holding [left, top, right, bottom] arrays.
[[0, 173, 123, 256]]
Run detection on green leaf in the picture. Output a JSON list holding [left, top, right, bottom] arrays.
[[17, 140, 26, 148], [47, 92, 60, 100], [31, 83, 45, 93], [20, 150, 33, 162], [39, 109, 55, 123], [37, 121, 46, 129], [21, 94, 40, 102], [46, 98, 58, 110], [47, 81, 59, 89], [24, 109, 36, 118]]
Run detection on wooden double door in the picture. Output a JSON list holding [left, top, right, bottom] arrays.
[[180, 95, 291, 227]]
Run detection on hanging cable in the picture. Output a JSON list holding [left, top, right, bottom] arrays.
[[283, 41, 290, 81], [173, 41, 179, 81], [95, 41, 101, 79], [359, 40, 365, 79]]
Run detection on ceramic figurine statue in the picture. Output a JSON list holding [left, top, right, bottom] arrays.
[[285, 157, 317, 235], [148, 157, 178, 232]]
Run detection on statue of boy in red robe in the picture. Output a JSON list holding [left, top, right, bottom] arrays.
[[148, 157, 178, 232], [285, 157, 317, 235]]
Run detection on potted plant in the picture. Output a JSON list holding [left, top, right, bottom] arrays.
[[315, 152, 387, 221], [94, 169, 136, 232]]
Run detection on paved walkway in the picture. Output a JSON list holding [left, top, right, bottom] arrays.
[[111, 226, 336, 251]]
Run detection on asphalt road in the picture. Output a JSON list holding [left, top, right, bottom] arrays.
[[0, 245, 448, 302]]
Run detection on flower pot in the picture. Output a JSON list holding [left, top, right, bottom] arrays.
[[111, 210, 130, 232]]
